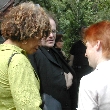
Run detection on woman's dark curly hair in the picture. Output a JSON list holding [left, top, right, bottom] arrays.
[[1, 2, 50, 41]]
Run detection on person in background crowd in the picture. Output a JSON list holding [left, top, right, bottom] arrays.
[[29, 11, 78, 110], [0, 2, 50, 109], [54, 34, 68, 62], [68, 27, 93, 87], [78, 20, 110, 110]]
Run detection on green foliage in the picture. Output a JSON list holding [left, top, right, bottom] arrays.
[[28, 0, 110, 57]]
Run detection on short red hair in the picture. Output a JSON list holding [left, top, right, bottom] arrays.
[[83, 20, 110, 59]]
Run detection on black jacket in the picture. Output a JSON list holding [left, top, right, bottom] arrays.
[[0, 35, 4, 44], [29, 47, 78, 110]]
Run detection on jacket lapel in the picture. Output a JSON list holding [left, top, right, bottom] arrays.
[[39, 47, 61, 67]]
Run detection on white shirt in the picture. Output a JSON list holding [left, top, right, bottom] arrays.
[[78, 60, 110, 110]]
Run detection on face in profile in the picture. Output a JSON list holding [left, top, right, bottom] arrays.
[[41, 18, 56, 48], [22, 35, 42, 54], [1, 2, 51, 55], [85, 41, 97, 68]]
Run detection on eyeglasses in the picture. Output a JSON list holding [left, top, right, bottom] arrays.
[[42, 29, 57, 38], [43, 30, 50, 38], [51, 29, 57, 34]]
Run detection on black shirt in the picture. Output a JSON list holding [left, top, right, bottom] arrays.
[[70, 40, 88, 66]]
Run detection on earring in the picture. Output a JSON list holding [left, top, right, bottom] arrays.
[[22, 42, 27, 44]]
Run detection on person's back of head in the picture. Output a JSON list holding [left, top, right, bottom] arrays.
[[1, 1, 50, 42], [0, 0, 27, 42]]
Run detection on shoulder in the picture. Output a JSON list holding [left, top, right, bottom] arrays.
[[35, 47, 45, 57], [36, 47, 47, 54], [34, 47, 49, 62], [10, 53, 30, 65], [35, 48, 42, 54], [8, 53, 33, 73], [73, 40, 81, 45], [80, 70, 98, 90], [70, 40, 81, 51]]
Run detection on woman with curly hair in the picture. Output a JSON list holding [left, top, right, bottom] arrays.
[[0, 2, 50, 110]]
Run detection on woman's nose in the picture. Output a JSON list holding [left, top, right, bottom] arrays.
[[49, 32, 54, 37], [85, 53, 87, 57]]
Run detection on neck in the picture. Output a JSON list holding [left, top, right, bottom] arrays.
[[4, 39, 21, 47]]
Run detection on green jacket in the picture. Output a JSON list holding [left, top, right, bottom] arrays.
[[0, 44, 42, 110]]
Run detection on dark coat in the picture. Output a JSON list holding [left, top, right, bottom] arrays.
[[0, 35, 4, 44], [30, 47, 78, 110]]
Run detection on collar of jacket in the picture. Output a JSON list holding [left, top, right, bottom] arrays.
[[39, 46, 62, 67]]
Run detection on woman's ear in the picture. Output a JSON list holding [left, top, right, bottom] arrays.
[[95, 40, 101, 51]]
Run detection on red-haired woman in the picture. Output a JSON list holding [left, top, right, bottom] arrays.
[[78, 20, 110, 110]]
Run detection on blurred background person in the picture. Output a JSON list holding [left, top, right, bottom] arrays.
[[54, 33, 69, 62], [68, 27, 93, 87], [0, 2, 50, 109]]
